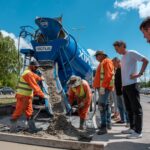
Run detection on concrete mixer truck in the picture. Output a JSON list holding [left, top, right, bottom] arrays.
[[19, 17, 95, 115]]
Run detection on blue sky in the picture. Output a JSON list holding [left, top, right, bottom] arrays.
[[0, 0, 150, 80]]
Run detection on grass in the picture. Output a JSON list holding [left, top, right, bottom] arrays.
[[0, 97, 16, 106]]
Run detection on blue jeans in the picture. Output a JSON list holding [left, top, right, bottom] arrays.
[[98, 89, 111, 128], [111, 91, 118, 112], [116, 95, 129, 123]]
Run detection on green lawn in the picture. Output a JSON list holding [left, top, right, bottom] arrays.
[[0, 98, 16, 106]]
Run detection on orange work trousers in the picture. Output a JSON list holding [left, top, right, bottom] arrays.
[[78, 98, 91, 120], [12, 94, 33, 120]]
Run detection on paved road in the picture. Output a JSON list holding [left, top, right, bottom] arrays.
[[92, 95, 150, 150], [0, 141, 67, 150]]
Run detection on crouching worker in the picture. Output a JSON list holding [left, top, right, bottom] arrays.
[[10, 60, 47, 132], [67, 75, 92, 130]]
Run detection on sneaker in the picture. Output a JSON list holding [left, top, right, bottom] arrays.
[[126, 132, 142, 139], [121, 129, 134, 134], [113, 112, 120, 121]]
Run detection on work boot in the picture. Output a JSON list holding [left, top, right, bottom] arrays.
[[27, 119, 42, 133], [79, 119, 86, 130], [10, 119, 18, 133], [107, 124, 112, 130], [97, 127, 107, 135]]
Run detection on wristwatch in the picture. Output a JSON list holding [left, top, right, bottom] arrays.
[[139, 72, 143, 76]]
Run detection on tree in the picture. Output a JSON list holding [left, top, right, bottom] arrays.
[[0, 32, 22, 88], [139, 80, 150, 88]]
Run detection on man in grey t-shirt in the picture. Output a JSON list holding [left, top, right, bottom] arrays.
[[113, 40, 149, 139]]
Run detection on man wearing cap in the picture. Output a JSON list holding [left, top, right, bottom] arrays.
[[67, 75, 92, 130], [93, 50, 114, 135], [10, 60, 46, 132]]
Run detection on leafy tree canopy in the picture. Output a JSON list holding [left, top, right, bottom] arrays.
[[0, 32, 22, 88]]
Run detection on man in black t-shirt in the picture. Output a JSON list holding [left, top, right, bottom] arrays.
[[112, 57, 129, 124]]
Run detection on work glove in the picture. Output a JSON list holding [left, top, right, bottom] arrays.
[[44, 94, 49, 100], [99, 88, 105, 95], [41, 76, 45, 81], [79, 102, 84, 109]]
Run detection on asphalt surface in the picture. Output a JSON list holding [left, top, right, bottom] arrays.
[[92, 94, 150, 150]]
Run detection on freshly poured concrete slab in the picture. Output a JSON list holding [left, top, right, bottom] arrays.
[[0, 132, 106, 150], [0, 115, 105, 150]]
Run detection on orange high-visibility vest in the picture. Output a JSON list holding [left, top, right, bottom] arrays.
[[100, 63, 114, 87]]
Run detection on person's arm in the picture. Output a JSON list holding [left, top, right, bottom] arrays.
[[130, 57, 149, 79], [92, 64, 101, 89], [23, 72, 44, 98], [83, 82, 92, 105], [102, 60, 114, 88], [33, 72, 44, 81], [67, 88, 75, 106]]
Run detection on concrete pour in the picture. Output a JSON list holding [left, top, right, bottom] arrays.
[[0, 113, 105, 150], [0, 68, 105, 150]]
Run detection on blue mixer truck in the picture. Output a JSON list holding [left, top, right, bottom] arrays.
[[19, 17, 94, 114]]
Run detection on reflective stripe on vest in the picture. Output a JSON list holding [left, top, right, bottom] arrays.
[[16, 69, 33, 96], [100, 63, 114, 87], [72, 84, 86, 99]]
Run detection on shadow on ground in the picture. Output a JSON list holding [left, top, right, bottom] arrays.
[[105, 141, 150, 150]]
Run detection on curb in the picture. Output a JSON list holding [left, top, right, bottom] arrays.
[[0, 132, 106, 150]]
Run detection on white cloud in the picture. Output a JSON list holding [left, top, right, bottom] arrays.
[[87, 48, 96, 56], [107, 11, 119, 20], [114, 0, 150, 18], [87, 48, 99, 68], [0, 30, 32, 49]]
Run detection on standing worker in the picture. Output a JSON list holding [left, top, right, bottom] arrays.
[[10, 60, 48, 132], [67, 75, 92, 130], [113, 41, 149, 139], [93, 50, 114, 135]]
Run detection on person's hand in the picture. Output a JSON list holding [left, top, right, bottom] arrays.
[[79, 102, 84, 109], [130, 73, 142, 79], [99, 88, 105, 95], [41, 76, 45, 80], [44, 94, 49, 100]]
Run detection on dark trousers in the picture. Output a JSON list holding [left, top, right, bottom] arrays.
[[123, 83, 143, 134]]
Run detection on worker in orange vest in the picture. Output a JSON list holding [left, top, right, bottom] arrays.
[[67, 75, 92, 130], [10, 60, 48, 132], [93, 50, 114, 135]]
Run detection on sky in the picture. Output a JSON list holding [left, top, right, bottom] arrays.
[[0, 0, 150, 80]]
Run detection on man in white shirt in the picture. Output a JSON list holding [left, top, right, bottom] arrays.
[[113, 40, 149, 139]]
